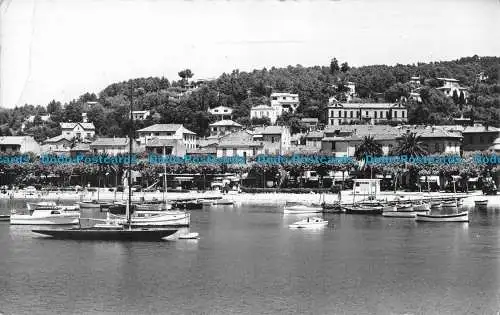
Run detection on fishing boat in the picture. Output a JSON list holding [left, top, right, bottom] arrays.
[[78, 200, 113, 211], [321, 202, 343, 213], [212, 199, 234, 206], [415, 211, 469, 222], [430, 201, 442, 209], [343, 204, 385, 215], [442, 200, 458, 208], [28, 201, 80, 212], [135, 201, 173, 211], [396, 203, 413, 212], [11, 207, 80, 225], [284, 203, 323, 214], [289, 217, 328, 228], [172, 200, 203, 210], [0, 214, 10, 221], [474, 199, 488, 207], [412, 201, 431, 212], [382, 208, 416, 218], [31, 84, 177, 241]]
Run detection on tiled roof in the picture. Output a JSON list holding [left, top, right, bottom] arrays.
[[305, 131, 324, 139], [90, 138, 128, 147], [218, 131, 262, 148], [463, 126, 500, 133], [60, 122, 95, 130], [301, 118, 319, 123], [250, 104, 274, 110], [253, 126, 288, 135], [328, 103, 404, 109], [44, 135, 73, 143], [137, 124, 196, 135], [187, 147, 217, 155], [209, 120, 242, 127], [71, 143, 91, 151]]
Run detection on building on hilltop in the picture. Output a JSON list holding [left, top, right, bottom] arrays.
[[436, 78, 468, 102], [250, 104, 279, 124], [250, 92, 300, 125], [131, 110, 151, 121], [252, 125, 291, 155], [60, 113, 96, 142], [208, 106, 233, 120], [216, 130, 263, 159], [327, 99, 407, 126]]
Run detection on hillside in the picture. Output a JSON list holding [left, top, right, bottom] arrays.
[[1, 55, 498, 142]]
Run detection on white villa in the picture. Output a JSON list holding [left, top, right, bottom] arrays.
[[208, 106, 233, 120], [60, 114, 96, 141], [436, 78, 468, 101], [327, 99, 408, 126], [250, 92, 300, 124], [250, 105, 279, 124], [131, 110, 151, 121]]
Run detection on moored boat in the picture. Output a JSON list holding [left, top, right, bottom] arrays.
[[430, 201, 442, 209], [396, 203, 413, 212], [412, 201, 431, 212], [0, 214, 10, 221], [289, 217, 328, 228], [321, 202, 343, 213], [382, 211, 416, 218], [78, 200, 113, 211], [442, 200, 458, 208], [415, 211, 469, 222], [32, 228, 177, 241], [343, 204, 384, 215], [120, 210, 190, 228], [212, 199, 234, 206], [474, 199, 488, 207], [178, 232, 200, 239], [10, 208, 80, 225], [284, 204, 323, 214]]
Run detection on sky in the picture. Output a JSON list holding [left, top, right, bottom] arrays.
[[1, 0, 499, 108]]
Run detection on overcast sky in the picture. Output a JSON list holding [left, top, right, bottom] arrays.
[[1, 0, 499, 108]]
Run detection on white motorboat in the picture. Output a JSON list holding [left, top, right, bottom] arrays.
[[212, 199, 234, 206], [10, 208, 80, 225], [382, 205, 416, 218], [415, 211, 469, 222], [28, 201, 80, 213], [289, 217, 328, 228], [284, 204, 322, 214], [474, 199, 488, 207]]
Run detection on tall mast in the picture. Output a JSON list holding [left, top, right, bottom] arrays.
[[126, 83, 134, 226]]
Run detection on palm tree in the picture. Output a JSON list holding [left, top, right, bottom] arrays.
[[393, 132, 427, 157], [354, 136, 383, 161]]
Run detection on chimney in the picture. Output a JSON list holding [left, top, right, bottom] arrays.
[[82, 112, 88, 123]]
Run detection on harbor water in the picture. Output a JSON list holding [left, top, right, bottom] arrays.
[[1, 199, 500, 314]]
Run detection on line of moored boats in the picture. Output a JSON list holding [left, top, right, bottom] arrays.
[[284, 196, 491, 223]]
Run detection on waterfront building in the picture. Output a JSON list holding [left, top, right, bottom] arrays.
[[209, 120, 243, 137], [252, 126, 291, 155], [397, 126, 462, 155], [90, 138, 132, 155], [436, 77, 468, 101], [216, 130, 263, 159], [321, 125, 399, 157], [145, 138, 186, 156], [304, 131, 324, 151], [327, 99, 407, 126], [42, 135, 72, 155], [136, 124, 197, 149], [208, 106, 233, 120], [0, 136, 41, 154], [461, 125, 500, 152]]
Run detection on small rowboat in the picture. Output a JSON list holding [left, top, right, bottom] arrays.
[[474, 199, 488, 207], [284, 204, 323, 214], [382, 211, 416, 218], [343, 204, 385, 215], [0, 214, 10, 221], [179, 232, 199, 239], [415, 211, 469, 222]]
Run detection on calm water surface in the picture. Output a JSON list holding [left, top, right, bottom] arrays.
[[1, 199, 500, 314]]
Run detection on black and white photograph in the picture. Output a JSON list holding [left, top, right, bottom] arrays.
[[0, 0, 499, 314]]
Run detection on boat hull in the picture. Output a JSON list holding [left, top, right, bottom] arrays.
[[0, 215, 10, 221], [415, 211, 469, 222], [343, 206, 383, 215], [289, 222, 328, 228], [382, 211, 417, 218], [474, 200, 488, 207], [284, 208, 322, 214], [32, 228, 178, 241], [113, 211, 190, 228]]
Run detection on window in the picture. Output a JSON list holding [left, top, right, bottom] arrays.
[[233, 148, 237, 155], [365, 111, 369, 117], [435, 143, 440, 152], [344, 111, 347, 118], [394, 111, 398, 118], [381, 111, 384, 118], [374, 112, 378, 119], [271, 137, 275, 143], [402, 111, 405, 118], [338, 111, 341, 117], [154, 133, 160, 136], [350, 111, 353, 118], [222, 148, 227, 156]]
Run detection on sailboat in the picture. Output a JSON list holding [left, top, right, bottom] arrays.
[[32, 85, 178, 241], [416, 179, 468, 223]]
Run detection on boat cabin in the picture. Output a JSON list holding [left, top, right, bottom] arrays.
[[352, 179, 380, 201]]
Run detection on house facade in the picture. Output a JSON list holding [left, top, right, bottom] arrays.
[[461, 126, 500, 152], [0, 136, 41, 154], [60, 121, 96, 141], [90, 138, 130, 155], [250, 105, 279, 124], [146, 138, 186, 156], [136, 124, 197, 149], [270, 93, 299, 114], [252, 126, 291, 155], [208, 106, 233, 120], [209, 120, 243, 137], [216, 130, 263, 159], [42, 135, 73, 154], [436, 78, 468, 101], [327, 100, 407, 126]]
